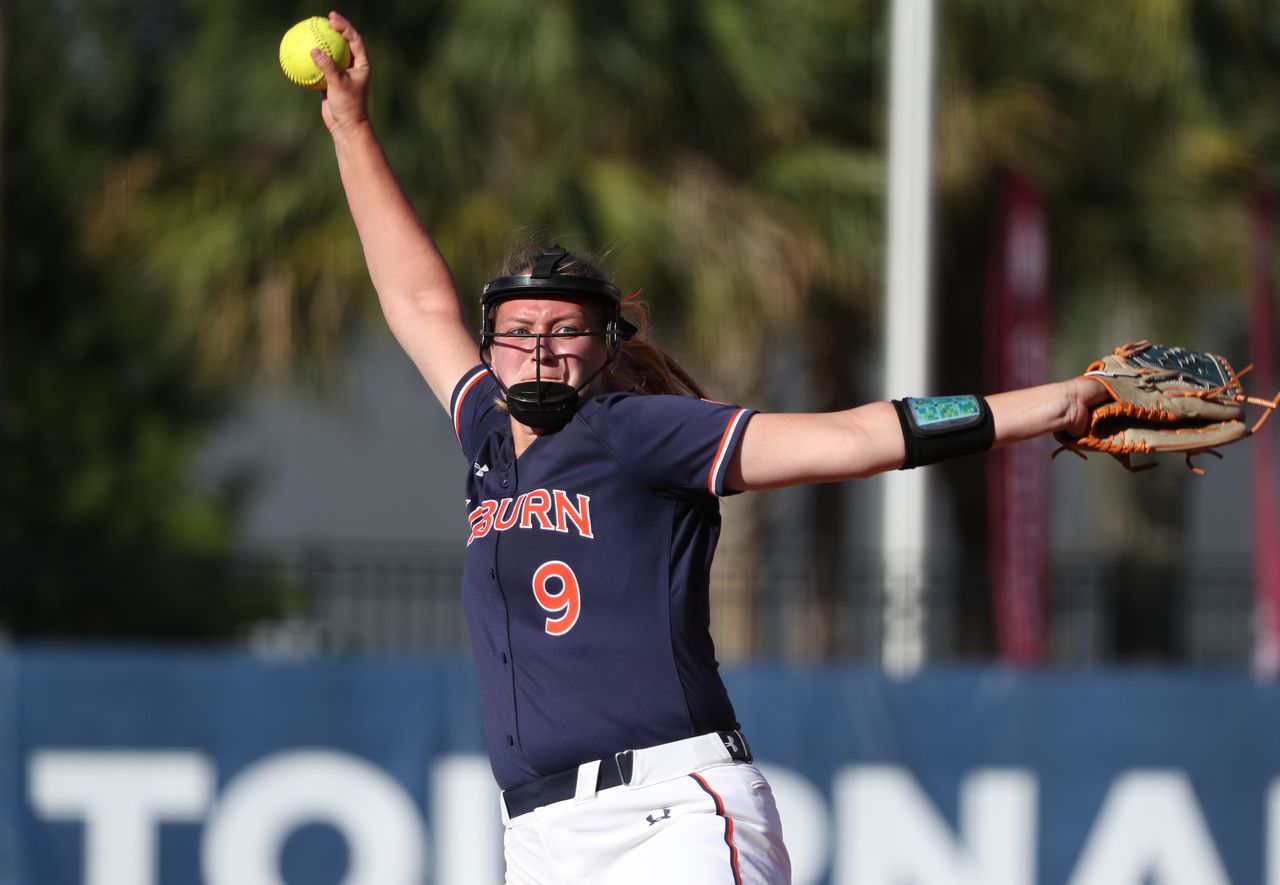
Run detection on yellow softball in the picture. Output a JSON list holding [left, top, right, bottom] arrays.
[[279, 16, 352, 90]]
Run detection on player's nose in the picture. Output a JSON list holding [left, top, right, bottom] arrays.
[[531, 336, 560, 364]]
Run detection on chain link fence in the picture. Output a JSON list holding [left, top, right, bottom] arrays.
[[229, 542, 1259, 668]]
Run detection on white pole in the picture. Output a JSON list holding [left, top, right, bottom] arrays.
[[881, 0, 936, 675]]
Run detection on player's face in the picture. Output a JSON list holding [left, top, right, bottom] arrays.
[[490, 296, 611, 396]]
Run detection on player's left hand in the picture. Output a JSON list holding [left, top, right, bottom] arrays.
[[1053, 341, 1280, 473], [1060, 376, 1109, 439]]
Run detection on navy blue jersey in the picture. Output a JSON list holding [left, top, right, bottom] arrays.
[[450, 366, 756, 790]]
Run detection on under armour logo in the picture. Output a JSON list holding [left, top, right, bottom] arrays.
[[723, 733, 739, 754], [474, 463, 490, 478], [646, 809, 671, 826]]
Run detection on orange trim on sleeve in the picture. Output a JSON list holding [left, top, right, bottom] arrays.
[[708, 409, 748, 496], [453, 370, 489, 443]]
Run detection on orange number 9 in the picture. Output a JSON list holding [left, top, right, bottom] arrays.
[[531, 560, 581, 636]]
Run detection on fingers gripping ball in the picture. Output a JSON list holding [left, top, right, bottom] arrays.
[[279, 17, 351, 90]]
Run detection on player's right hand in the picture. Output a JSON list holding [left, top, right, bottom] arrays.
[[316, 11, 371, 135]]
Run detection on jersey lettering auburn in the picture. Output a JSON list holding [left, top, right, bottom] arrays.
[[467, 488, 593, 545]]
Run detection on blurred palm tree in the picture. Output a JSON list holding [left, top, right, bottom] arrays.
[[1, 0, 299, 639], [98, 0, 884, 387]]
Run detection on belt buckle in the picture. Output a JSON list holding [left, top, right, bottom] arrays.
[[614, 749, 634, 785]]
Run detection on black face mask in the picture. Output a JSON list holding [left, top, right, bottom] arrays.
[[504, 380, 581, 430], [486, 331, 613, 432]]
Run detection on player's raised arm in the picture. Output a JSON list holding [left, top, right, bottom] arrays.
[[311, 12, 477, 411], [725, 376, 1106, 491]]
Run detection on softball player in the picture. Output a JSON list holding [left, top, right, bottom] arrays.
[[312, 13, 1106, 883]]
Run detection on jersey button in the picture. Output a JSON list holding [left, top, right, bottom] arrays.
[[489, 568, 496, 580], [501, 653, 508, 664], [506, 734, 514, 746], [500, 478, 510, 488]]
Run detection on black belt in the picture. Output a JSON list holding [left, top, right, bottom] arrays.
[[503, 730, 752, 819]]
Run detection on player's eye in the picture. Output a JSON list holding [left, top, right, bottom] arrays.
[[502, 327, 532, 337]]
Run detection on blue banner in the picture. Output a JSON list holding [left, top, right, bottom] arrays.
[[3, 647, 1278, 884]]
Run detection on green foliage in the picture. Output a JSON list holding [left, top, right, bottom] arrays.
[[98, 0, 888, 396], [6, 0, 1280, 645], [0, 0, 296, 638], [939, 0, 1280, 355]]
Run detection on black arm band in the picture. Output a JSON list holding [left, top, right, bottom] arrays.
[[892, 395, 995, 469]]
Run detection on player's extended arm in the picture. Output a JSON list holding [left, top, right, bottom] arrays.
[[313, 12, 477, 411], [725, 377, 1105, 491]]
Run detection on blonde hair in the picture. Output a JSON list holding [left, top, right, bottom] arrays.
[[498, 243, 706, 399], [608, 299, 707, 398]]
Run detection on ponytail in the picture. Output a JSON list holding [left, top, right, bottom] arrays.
[[607, 300, 707, 399]]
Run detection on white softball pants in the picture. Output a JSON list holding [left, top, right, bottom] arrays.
[[500, 732, 791, 884]]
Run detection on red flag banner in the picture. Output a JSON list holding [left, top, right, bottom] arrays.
[[986, 172, 1052, 664], [1249, 180, 1280, 677]]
